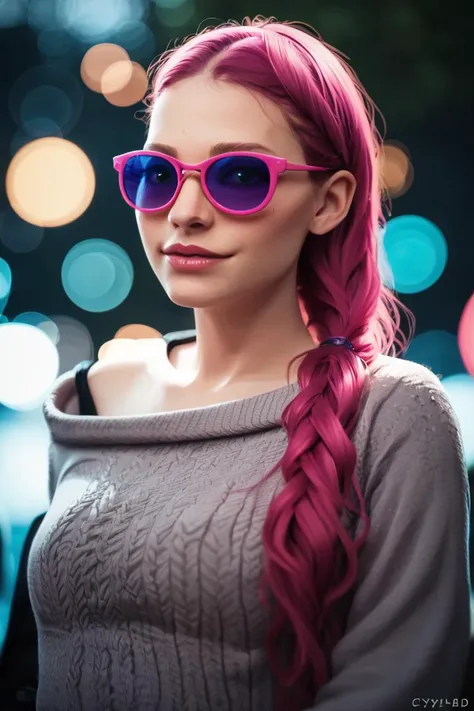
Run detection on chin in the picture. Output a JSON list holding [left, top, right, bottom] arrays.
[[164, 286, 228, 309]]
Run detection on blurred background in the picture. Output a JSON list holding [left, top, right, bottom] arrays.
[[0, 0, 473, 653]]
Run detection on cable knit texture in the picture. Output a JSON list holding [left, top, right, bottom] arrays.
[[27, 331, 471, 711]]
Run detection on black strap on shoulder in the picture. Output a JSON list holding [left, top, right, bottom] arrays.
[[74, 360, 96, 416], [163, 329, 197, 354]]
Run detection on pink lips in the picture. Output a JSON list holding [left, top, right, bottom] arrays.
[[161, 243, 225, 258], [164, 253, 229, 272]]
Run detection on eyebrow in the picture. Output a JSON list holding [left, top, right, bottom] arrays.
[[143, 141, 277, 157]]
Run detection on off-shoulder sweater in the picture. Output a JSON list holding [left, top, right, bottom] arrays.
[[27, 329, 471, 711]]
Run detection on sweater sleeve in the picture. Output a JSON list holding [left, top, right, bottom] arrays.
[[310, 367, 471, 711]]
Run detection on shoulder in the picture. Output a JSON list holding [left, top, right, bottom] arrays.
[[86, 338, 169, 415], [366, 353, 452, 414], [358, 353, 466, 494]]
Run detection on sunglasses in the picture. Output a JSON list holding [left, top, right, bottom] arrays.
[[113, 150, 332, 216]]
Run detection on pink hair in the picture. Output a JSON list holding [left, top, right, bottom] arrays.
[[145, 15, 415, 711]]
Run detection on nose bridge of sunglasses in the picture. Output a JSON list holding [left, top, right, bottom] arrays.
[[180, 168, 202, 179], [177, 168, 207, 195]]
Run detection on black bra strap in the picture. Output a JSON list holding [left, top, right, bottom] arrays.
[[74, 360, 96, 416]]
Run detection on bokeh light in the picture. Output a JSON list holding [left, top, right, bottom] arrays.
[[382, 215, 448, 294], [9, 65, 83, 138], [12, 119, 62, 146], [0, 0, 26, 29], [102, 61, 148, 106], [28, 0, 62, 32], [48, 315, 95, 375], [61, 239, 134, 312], [12, 312, 59, 344], [27, 0, 150, 41], [459, 293, 474, 377], [101, 60, 134, 94], [441, 374, 474, 470], [0, 412, 51, 526], [20, 86, 73, 138], [6, 137, 96, 228], [403, 329, 467, 379], [377, 224, 395, 290], [80, 43, 130, 93], [56, 0, 149, 43], [0, 259, 13, 316], [151, 0, 195, 29], [0, 208, 44, 253], [0, 504, 14, 596], [0, 323, 59, 411], [380, 141, 414, 198], [37, 28, 75, 58], [110, 20, 157, 60]]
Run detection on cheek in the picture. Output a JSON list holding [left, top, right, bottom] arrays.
[[136, 213, 160, 253], [250, 207, 306, 260]]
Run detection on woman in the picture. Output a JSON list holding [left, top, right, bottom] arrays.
[[25, 15, 470, 711]]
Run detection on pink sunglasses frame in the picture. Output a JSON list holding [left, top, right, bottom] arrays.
[[113, 149, 332, 216]]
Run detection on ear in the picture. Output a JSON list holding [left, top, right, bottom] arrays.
[[308, 170, 357, 235]]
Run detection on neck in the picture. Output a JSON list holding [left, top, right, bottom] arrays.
[[185, 289, 317, 392]]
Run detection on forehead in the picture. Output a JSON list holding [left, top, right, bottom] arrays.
[[146, 74, 300, 158]]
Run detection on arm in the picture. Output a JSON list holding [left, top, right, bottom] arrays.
[[309, 368, 471, 711]]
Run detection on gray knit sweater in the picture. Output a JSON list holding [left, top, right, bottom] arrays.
[[27, 330, 471, 711]]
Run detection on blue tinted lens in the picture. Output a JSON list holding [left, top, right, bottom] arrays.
[[206, 156, 270, 210], [122, 154, 271, 212], [123, 154, 177, 210]]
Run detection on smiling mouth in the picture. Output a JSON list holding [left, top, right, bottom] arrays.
[[161, 251, 228, 259], [170, 254, 221, 258]]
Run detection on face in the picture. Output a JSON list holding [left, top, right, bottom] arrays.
[[137, 73, 321, 310]]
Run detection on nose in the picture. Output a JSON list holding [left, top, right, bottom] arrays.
[[167, 169, 212, 228]]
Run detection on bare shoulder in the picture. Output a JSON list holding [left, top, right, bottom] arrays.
[[87, 338, 168, 415]]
